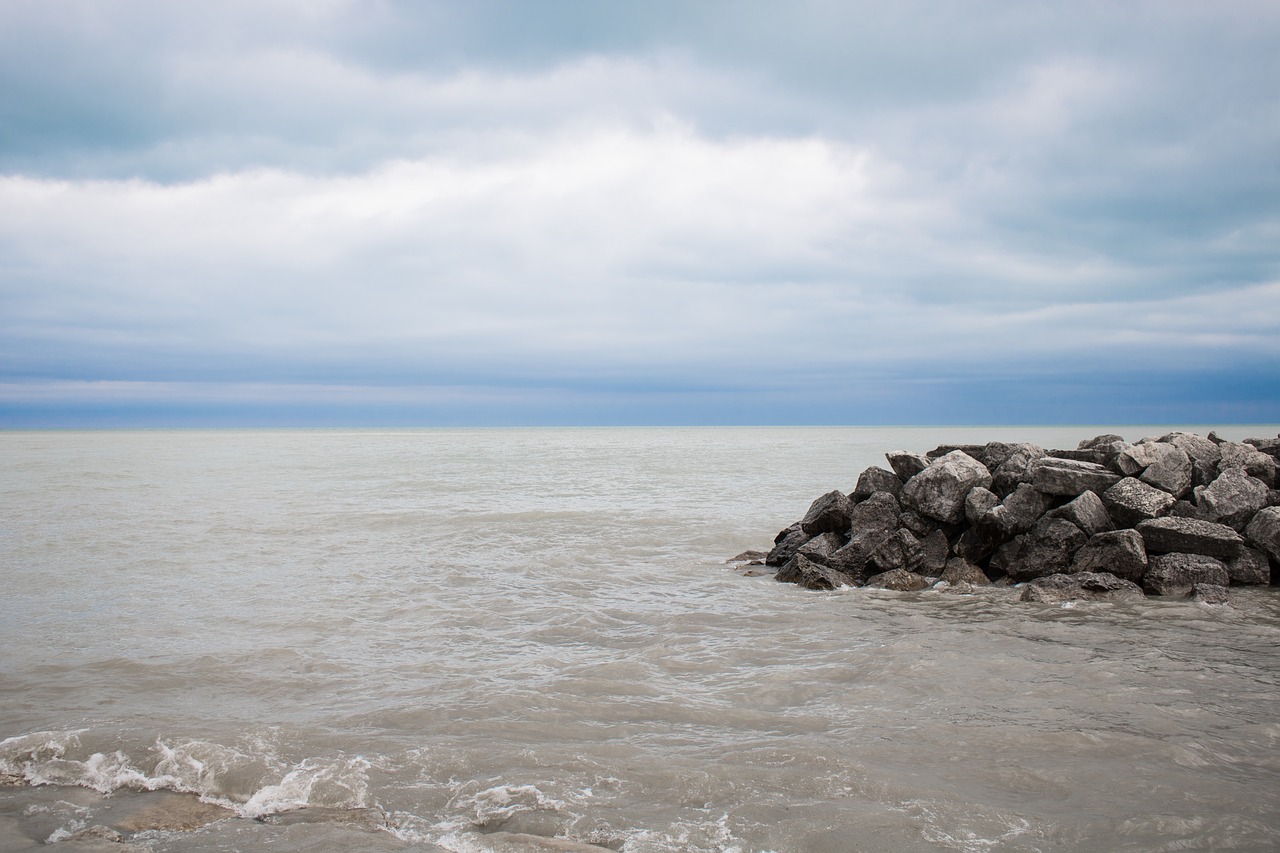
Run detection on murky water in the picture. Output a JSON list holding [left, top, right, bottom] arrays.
[[2, 426, 1278, 852]]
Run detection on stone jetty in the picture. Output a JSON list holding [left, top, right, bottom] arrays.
[[749, 430, 1280, 603]]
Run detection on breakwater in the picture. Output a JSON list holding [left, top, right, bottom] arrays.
[[755, 430, 1280, 603]]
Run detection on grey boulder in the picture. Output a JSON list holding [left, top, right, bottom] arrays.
[[1101, 477, 1177, 527], [1197, 468, 1268, 530], [852, 466, 903, 501], [1005, 517, 1088, 582], [1135, 517, 1244, 560], [1020, 571, 1145, 604], [864, 568, 930, 591], [1045, 490, 1114, 536], [776, 554, 855, 590], [1070, 529, 1148, 583], [1245, 506, 1280, 562], [899, 450, 993, 524], [800, 490, 853, 536], [1029, 457, 1121, 497], [1143, 553, 1230, 596]]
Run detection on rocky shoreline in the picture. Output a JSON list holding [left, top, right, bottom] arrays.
[[739, 430, 1280, 604]]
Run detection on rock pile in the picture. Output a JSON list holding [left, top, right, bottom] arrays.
[[757, 430, 1280, 603]]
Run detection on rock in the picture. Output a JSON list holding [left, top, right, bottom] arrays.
[[1115, 441, 1164, 476], [1029, 457, 1121, 497], [1192, 457, 1221, 489], [1005, 517, 1088, 581], [797, 531, 849, 562], [1245, 506, 1280, 562], [1143, 553, 1230, 596], [826, 535, 883, 582], [1189, 583, 1230, 605], [1079, 433, 1126, 450], [898, 509, 938, 538], [1020, 571, 1145, 604], [800, 490, 853, 536], [1169, 500, 1209, 520], [766, 524, 810, 566], [953, 522, 1007, 563], [727, 550, 766, 563], [988, 483, 1053, 535], [1138, 445, 1193, 496], [776, 554, 855, 590], [1070, 529, 1148, 582], [1047, 448, 1113, 465], [987, 536, 1023, 577], [1197, 468, 1269, 530], [1218, 441, 1277, 486], [868, 528, 923, 573], [918, 529, 950, 575], [941, 558, 990, 586], [1046, 490, 1114, 536], [1101, 477, 1177, 527], [979, 441, 1023, 471], [964, 486, 999, 525], [991, 442, 1046, 495], [1162, 431, 1221, 466], [926, 443, 987, 462], [1135, 517, 1244, 559], [899, 450, 993, 524], [849, 491, 901, 536], [1245, 436, 1280, 459], [1226, 548, 1271, 585], [886, 450, 931, 482], [864, 568, 930, 591], [852, 466, 903, 501]]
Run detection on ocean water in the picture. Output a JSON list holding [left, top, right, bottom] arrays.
[[1, 425, 1278, 853]]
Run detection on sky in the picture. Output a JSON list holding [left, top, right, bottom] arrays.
[[1, 0, 1278, 427]]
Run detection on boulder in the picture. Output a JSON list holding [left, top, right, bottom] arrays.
[[987, 536, 1023, 577], [797, 531, 849, 562], [1047, 448, 1112, 465], [1045, 490, 1114, 536], [766, 524, 810, 566], [1217, 441, 1276, 486], [965, 486, 1000, 525], [953, 522, 1007, 563], [918, 529, 950, 576], [991, 443, 1047, 495], [864, 568, 930, 591], [1135, 517, 1244, 560], [886, 451, 931, 482], [989, 483, 1054, 535], [868, 528, 923, 574], [1197, 468, 1269, 530], [1226, 547, 1271, 585], [852, 466, 903, 501], [1161, 431, 1221, 466], [898, 509, 938, 538], [1189, 584, 1231, 605], [1169, 500, 1210, 521], [1020, 571, 1145, 604], [1143, 552, 1230, 596], [849, 491, 901, 536], [826, 535, 886, 582], [800, 490, 853, 536], [1101, 477, 1177, 527], [1192, 458, 1221, 489], [941, 558, 990, 586], [1138, 445, 1193, 496], [899, 450, 993, 524], [776, 554, 855, 590], [1079, 433, 1126, 450], [1070, 529, 1148, 582], [1005, 517, 1088, 582], [1245, 506, 1280, 562], [1115, 441, 1168, 476], [1244, 436, 1280, 459], [1029, 457, 1121, 497]]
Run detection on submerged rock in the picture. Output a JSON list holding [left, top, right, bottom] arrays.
[[864, 568, 930, 591], [1020, 572, 1145, 604], [776, 554, 855, 590]]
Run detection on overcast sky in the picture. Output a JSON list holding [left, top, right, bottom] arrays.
[[1, 0, 1277, 426]]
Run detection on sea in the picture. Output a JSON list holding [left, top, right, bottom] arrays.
[[2, 426, 1278, 852]]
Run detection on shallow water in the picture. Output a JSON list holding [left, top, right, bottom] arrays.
[[2, 426, 1278, 852]]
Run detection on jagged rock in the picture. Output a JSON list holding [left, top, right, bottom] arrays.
[[800, 490, 853, 536], [1020, 571, 1145, 604], [869, 528, 923, 573], [849, 491, 901, 536], [1192, 458, 1221, 489], [1162, 431, 1221, 466], [1245, 506, 1280, 562], [1079, 433, 1126, 450], [927, 443, 987, 461], [1046, 490, 1114, 536], [852, 466, 903, 501], [987, 536, 1023, 577], [900, 450, 992, 524], [1115, 441, 1164, 476], [766, 524, 810, 566], [1189, 583, 1231, 605], [864, 568, 930, 591], [965, 486, 999, 525], [1070, 529, 1148, 582], [1197, 468, 1269, 530], [776, 554, 856, 590], [953, 522, 1006, 563], [1138, 445, 1193, 496], [727, 550, 767, 563], [1169, 500, 1209, 520], [826, 535, 883, 582], [1101, 477, 1177, 527], [919, 529, 950, 575], [1005, 517, 1088, 581], [1047, 448, 1112, 464], [990, 483, 1054, 534], [1217, 441, 1277, 486], [886, 450, 931, 482], [1226, 547, 1271, 585], [1136, 517, 1244, 559], [979, 441, 1022, 471], [1245, 436, 1280, 459], [898, 509, 937, 538], [941, 557, 990, 586], [1271, 490, 1280, 508], [1143, 553, 1230, 596], [991, 442, 1047, 495], [797, 531, 849, 562], [1029, 457, 1121, 496]]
